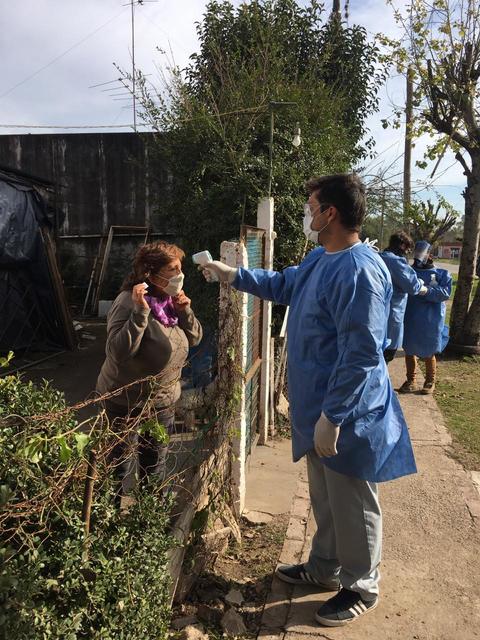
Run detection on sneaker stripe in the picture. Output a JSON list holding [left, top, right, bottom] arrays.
[[349, 606, 359, 617], [301, 570, 317, 585]]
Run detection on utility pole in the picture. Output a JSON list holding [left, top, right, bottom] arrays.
[[266, 101, 298, 197], [380, 186, 386, 249], [130, 0, 137, 132], [403, 65, 413, 219]]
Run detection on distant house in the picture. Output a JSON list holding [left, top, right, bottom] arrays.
[[435, 241, 462, 260]]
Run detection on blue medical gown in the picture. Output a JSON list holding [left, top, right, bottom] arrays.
[[380, 251, 423, 349], [403, 267, 452, 357], [233, 243, 417, 482]]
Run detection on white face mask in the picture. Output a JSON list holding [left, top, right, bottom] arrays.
[[160, 273, 184, 297], [303, 203, 331, 244], [303, 204, 319, 243]]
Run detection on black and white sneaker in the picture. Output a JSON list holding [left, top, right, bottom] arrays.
[[315, 588, 378, 626], [275, 563, 339, 590]]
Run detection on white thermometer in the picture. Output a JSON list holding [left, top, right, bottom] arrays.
[[192, 250, 218, 281]]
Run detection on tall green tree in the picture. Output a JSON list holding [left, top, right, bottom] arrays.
[[381, 0, 480, 349], [135, 0, 383, 323]]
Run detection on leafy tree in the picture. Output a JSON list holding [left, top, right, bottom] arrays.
[[407, 197, 459, 244], [134, 0, 383, 327], [380, 0, 480, 348]]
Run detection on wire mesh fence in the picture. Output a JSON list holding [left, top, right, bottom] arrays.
[[240, 226, 265, 455]]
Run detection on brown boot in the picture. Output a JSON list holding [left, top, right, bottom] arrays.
[[399, 380, 417, 393], [421, 381, 435, 394], [421, 356, 437, 395], [399, 355, 417, 393]]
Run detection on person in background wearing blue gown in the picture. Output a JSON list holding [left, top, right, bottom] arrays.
[[400, 241, 452, 394], [380, 231, 428, 363], [201, 174, 417, 628]]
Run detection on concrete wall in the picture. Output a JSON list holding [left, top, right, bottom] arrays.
[[0, 132, 170, 234], [0, 133, 173, 304]]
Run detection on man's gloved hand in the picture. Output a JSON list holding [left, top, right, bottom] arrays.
[[419, 285, 428, 295], [314, 413, 340, 458], [201, 261, 237, 284]]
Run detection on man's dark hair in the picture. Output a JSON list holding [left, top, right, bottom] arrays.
[[386, 231, 414, 255], [306, 173, 366, 231]]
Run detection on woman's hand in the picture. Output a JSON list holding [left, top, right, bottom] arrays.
[[172, 290, 191, 310], [132, 283, 150, 310]]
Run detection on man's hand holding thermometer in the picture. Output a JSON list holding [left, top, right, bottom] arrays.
[[193, 250, 237, 284]]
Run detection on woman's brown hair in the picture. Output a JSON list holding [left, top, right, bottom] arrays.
[[121, 241, 185, 291]]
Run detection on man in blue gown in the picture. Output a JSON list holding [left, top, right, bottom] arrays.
[[202, 174, 417, 627], [380, 231, 428, 363]]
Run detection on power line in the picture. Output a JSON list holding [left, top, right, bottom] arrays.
[[89, 78, 123, 89], [0, 7, 128, 100], [0, 104, 269, 131], [0, 123, 150, 130]]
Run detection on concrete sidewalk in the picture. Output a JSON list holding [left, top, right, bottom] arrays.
[[257, 357, 480, 640]]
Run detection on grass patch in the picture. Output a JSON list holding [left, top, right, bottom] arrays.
[[436, 354, 480, 470], [445, 277, 478, 325], [436, 258, 460, 266]]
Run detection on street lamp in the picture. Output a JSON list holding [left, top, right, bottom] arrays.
[[292, 122, 302, 148], [267, 101, 301, 197]]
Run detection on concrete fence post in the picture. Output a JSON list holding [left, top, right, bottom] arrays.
[[218, 240, 249, 515], [257, 197, 274, 444]]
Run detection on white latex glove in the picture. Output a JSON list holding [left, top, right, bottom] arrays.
[[418, 285, 428, 296], [201, 261, 237, 284], [314, 413, 340, 458]]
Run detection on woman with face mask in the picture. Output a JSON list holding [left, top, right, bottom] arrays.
[[96, 241, 202, 502]]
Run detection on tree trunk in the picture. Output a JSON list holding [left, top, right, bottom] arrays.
[[462, 280, 480, 346], [450, 153, 480, 346], [403, 66, 413, 218]]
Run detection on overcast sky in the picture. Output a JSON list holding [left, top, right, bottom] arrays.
[[0, 0, 465, 212]]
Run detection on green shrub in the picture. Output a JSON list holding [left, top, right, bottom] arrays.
[[0, 374, 174, 639]]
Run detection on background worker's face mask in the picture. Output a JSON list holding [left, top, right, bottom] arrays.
[[303, 203, 331, 244]]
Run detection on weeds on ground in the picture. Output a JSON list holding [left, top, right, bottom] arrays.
[[436, 355, 480, 471]]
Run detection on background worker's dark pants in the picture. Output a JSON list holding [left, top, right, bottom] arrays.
[[104, 401, 175, 499], [384, 348, 397, 363]]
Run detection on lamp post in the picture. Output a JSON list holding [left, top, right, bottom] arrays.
[[267, 101, 301, 197]]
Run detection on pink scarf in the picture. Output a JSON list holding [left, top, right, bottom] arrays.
[[144, 295, 178, 327]]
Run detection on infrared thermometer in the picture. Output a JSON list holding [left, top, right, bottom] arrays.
[[192, 250, 218, 281]]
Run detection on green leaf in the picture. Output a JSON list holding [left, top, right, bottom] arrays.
[[0, 351, 14, 368], [23, 437, 44, 464], [138, 419, 170, 444], [58, 435, 73, 463], [74, 433, 90, 457]]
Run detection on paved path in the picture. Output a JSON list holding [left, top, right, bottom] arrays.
[[436, 260, 459, 275], [258, 357, 480, 640]]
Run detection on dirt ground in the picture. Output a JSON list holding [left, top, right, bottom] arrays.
[[269, 358, 480, 640], [172, 512, 290, 638], [15, 319, 108, 421]]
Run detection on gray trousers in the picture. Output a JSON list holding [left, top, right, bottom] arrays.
[[304, 450, 382, 601]]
